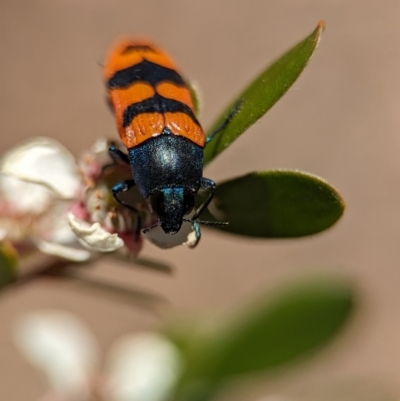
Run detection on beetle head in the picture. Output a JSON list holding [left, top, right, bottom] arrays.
[[148, 188, 195, 234]]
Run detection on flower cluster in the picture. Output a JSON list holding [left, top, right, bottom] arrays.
[[0, 137, 197, 264]]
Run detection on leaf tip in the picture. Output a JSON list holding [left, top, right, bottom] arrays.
[[317, 20, 326, 32], [313, 20, 326, 49], [331, 186, 346, 218]]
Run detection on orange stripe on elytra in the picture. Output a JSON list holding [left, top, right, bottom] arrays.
[[156, 82, 194, 110], [121, 111, 205, 149], [122, 113, 165, 148], [104, 39, 177, 81], [164, 112, 205, 147], [111, 82, 155, 107], [109, 82, 155, 144]]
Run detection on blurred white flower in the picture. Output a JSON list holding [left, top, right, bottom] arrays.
[[106, 333, 183, 401], [14, 310, 183, 401], [14, 311, 99, 401]]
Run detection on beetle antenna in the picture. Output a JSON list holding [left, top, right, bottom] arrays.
[[197, 220, 229, 227], [205, 99, 243, 145], [183, 218, 228, 227], [142, 221, 159, 233]]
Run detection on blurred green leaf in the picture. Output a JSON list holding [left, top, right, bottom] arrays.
[[204, 21, 325, 166], [0, 240, 18, 288], [208, 279, 354, 380], [200, 170, 344, 237], [169, 279, 354, 401], [188, 81, 201, 116]]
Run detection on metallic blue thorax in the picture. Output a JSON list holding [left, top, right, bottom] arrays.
[[128, 135, 203, 199]]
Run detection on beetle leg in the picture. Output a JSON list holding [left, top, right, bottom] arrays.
[[108, 146, 130, 166], [112, 179, 141, 238], [193, 177, 216, 220], [102, 146, 131, 174], [187, 221, 201, 249], [205, 99, 242, 145]]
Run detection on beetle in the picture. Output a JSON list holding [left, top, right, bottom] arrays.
[[104, 39, 238, 247]]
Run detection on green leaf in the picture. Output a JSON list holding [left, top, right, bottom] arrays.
[[204, 21, 325, 165], [0, 240, 18, 289], [188, 81, 201, 116], [169, 279, 354, 400], [200, 170, 344, 237], [208, 279, 354, 380]]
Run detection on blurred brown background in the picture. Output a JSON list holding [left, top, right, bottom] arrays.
[[1, 0, 400, 399]]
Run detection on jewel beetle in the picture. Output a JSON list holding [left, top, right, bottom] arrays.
[[104, 39, 238, 247]]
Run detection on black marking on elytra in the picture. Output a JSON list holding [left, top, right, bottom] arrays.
[[122, 94, 200, 128], [122, 44, 156, 55], [108, 59, 185, 89]]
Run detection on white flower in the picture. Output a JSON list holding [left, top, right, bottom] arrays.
[[0, 137, 80, 199], [0, 136, 137, 261], [0, 136, 198, 262], [14, 310, 183, 401], [0, 138, 92, 261]]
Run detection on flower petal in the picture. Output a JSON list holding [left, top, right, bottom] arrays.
[[68, 213, 124, 252], [78, 138, 111, 180], [34, 239, 92, 262], [106, 333, 183, 401], [0, 175, 54, 214], [0, 137, 81, 199], [13, 310, 100, 400], [144, 221, 194, 249]]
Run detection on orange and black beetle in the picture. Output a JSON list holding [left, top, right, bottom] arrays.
[[104, 39, 235, 247]]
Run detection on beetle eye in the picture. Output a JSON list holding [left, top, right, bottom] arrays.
[[149, 191, 164, 214]]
